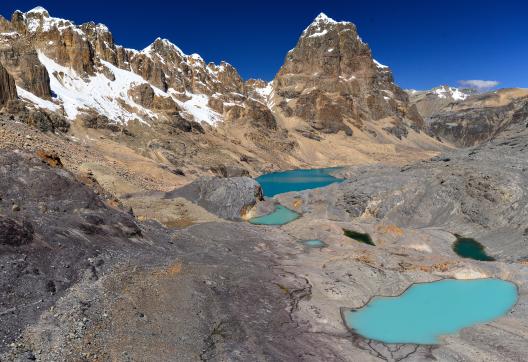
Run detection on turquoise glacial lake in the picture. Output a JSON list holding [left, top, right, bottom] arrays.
[[249, 205, 299, 225], [256, 168, 344, 197], [343, 278, 517, 344]]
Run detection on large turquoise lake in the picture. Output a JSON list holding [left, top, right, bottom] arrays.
[[256, 168, 344, 197], [343, 278, 517, 344]]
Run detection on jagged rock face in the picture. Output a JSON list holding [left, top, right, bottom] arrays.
[[273, 13, 423, 135], [245, 79, 271, 103], [0, 34, 51, 99], [81, 22, 130, 69], [6, 8, 96, 75], [127, 83, 179, 111], [293, 89, 353, 134], [414, 88, 528, 147], [0, 62, 16, 107], [128, 38, 246, 96]]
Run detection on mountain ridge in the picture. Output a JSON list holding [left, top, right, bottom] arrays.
[[1, 7, 446, 183]]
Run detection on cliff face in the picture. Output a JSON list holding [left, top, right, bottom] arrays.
[[0, 32, 51, 99], [0, 62, 17, 107], [272, 13, 423, 137]]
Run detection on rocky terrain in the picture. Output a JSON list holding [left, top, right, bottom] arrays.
[[1, 5, 528, 362], [3, 111, 528, 361]]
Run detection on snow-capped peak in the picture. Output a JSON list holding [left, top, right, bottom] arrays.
[[95, 23, 109, 33], [313, 12, 336, 24], [302, 12, 350, 37], [26, 6, 49, 16], [22, 6, 81, 35], [432, 85, 469, 101], [142, 37, 185, 58]]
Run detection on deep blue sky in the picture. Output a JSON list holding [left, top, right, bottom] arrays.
[[1, 0, 526, 89]]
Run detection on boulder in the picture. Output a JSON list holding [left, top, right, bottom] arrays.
[[166, 176, 263, 220]]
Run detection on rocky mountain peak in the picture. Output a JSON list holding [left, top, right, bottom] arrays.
[[302, 12, 350, 35], [276, 12, 387, 83], [313, 12, 335, 23], [272, 13, 423, 137], [21, 6, 78, 35], [143, 37, 185, 58]]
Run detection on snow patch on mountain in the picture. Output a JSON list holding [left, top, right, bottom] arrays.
[[373, 59, 388, 69], [16, 86, 60, 112], [26, 6, 48, 14], [308, 29, 328, 38], [255, 82, 273, 100], [174, 92, 221, 125], [37, 51, 159, 123]]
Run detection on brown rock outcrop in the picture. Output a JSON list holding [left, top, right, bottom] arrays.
[[225, 99, 277, 129], [0, 37, 51, 99], [0, 62, 17, 107], [127, 83, 179, 111]]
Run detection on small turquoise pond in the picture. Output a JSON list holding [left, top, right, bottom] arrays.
[[343, 278, 517, 344], [256, 168, 344, 197], [299, 239, 327, 248], [249, 205, 300, 225]]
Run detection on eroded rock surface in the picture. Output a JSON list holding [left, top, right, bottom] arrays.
[[0, 150, 150, 353]]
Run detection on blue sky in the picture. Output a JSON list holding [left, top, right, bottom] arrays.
[[1, 0, 526, 90]]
